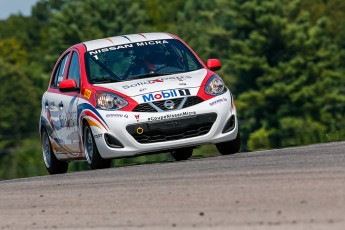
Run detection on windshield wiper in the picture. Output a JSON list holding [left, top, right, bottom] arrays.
[[164, 71, 185, 75], [91, 78, 119, 84]]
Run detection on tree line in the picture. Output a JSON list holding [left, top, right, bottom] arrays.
[[0, 0, 344, 179]]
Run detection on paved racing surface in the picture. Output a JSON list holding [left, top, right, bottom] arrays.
[[0, 142, 344, 230]]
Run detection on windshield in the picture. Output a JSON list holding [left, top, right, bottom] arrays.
[[85, 39, 203, 84]]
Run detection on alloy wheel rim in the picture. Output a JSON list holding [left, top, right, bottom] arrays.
[[85, 127, 93, 164], [42, 132, 51, 168]]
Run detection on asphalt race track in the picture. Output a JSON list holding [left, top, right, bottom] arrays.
[[0, 142, 344, 230]]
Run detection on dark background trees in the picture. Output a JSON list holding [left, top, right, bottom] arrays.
[[0, 0, 344, 179]]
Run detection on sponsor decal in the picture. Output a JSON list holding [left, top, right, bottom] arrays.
[[89, 40, 169, 56], [137, 40, 169, 46], [142, 89, 190, 103], [136, 127, 144, 135], [89, 44, 134, 55], [135, 114, 140, 122], [105, 114, 129, 118], [148, 111, 196, 121], [139, 88, 147, 92], [84, 89, 92, 99], [209, 98, 227, 106], [94, 134, 102, 139], [122, 76, 191, 89]]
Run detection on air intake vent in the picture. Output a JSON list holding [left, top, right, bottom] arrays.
[[127, 113, 217, 144]]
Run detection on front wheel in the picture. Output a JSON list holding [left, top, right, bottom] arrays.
[[41, 128, 68, 174], [171, 148, 193, 161], [83, 123, 111, 170], [216, 132, 241, 155]]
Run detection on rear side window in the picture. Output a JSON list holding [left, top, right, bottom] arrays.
[[51, 53, 70, 88], [67, 52, 81, 88]]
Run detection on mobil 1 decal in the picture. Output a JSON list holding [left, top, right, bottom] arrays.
[[142, 89, 190, 102]]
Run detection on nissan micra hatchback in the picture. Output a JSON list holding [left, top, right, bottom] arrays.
[[40, 32, 240, 174]]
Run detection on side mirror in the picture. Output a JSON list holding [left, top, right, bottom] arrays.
[[206, 59, 221, 71], [59, 79, 79, 92]]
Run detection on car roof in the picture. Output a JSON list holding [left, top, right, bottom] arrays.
[[82, 32, 175, 51]]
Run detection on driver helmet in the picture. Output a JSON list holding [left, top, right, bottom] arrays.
[[144, 47, 167, 71]]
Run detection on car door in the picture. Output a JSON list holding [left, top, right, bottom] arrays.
[[57, 51, 81, 154], [44, 52, 71, 154]]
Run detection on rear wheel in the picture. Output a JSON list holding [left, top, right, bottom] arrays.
[[41, 128, 68, 174], [83, 123, 111, 169], [216, 132, 241, 155], [171, 148, 193, 161]]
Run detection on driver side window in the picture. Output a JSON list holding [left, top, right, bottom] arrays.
[[51, 53, 70, 88], [67, 52, 81, 88]]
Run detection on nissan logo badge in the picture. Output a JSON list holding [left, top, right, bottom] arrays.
[[164, 100, 175, 110]]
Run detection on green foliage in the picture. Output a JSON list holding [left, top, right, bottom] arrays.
[[276, 117, 326, 146], [0, 38, 28, 65], [41, 0, 151, 69], [0, 59, 39, 148], [225, 0, 345, 149], [0, 138, 47, 180], [248, 126, 271, 151], [0, 0, 344, 180]]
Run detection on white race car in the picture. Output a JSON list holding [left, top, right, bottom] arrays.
[[40, 32, 240, 174]]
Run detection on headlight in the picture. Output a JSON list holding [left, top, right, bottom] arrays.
[[95, 91, 128, 110], [204, 75, 226, 96]]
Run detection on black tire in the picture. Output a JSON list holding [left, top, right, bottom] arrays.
[[41, 128, 68, 174], [171, 148, 193, 161], [83, 122, 111, 169], [216, 132, 241, 155]]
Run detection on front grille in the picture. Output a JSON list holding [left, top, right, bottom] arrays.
[[132, 103, 156, 112], [133, 96, 203, 112], [126, 113, 217, 144], [154, 98, 184, 110], [182, 96, 203, 108]]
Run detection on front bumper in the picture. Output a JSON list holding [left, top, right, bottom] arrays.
[[91, 92, 238, 159]]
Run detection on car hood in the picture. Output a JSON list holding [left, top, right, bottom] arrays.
[[95, 69, 208, 97]]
